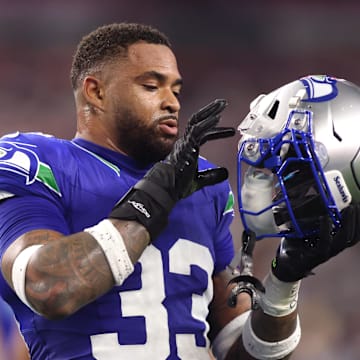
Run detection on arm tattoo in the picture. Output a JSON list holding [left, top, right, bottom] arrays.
[[112, 220, 151, 263], [26, 230, 113, 317], [25, 221, 149, 318]]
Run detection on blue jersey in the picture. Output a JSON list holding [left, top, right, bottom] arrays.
[[0, 297, 18, 357], [0, 132, 235, 360]]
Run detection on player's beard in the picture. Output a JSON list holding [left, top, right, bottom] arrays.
[[114, 108, 178, 165]]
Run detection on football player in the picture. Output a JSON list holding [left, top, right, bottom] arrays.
[[0, 23, 334, 360]]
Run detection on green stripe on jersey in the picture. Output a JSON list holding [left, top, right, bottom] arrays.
[[223, 191, 234, 215], [37, 163, 61, 195]]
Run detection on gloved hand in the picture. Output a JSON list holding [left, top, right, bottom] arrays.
[[109, 99, 235, 240], [271, 204, 360, 282]]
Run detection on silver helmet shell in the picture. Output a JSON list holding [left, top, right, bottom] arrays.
[[238, 75, 360, 239]]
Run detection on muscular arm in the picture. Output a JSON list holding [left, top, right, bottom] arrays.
[[208, 270, 251, 341], [224, 310, 297, 360], [1, 219, 150, 319], [209, 270, 298, 360]]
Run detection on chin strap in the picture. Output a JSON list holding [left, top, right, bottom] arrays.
[[227, 230, 265, 309]]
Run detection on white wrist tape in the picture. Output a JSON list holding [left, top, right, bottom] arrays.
[[260, 272, 300, 317], [12, 244, 43, 311], [242, 313, 301, 359], [212, 311, 250, 360], [84, 219, 134, 286]]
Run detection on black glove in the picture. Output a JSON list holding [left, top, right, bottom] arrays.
[[109, 99, 235, 240], [272, 204, 360, 282]]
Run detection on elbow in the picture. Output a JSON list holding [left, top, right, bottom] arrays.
[[27, 282, 79, 320], [38, 305, 75, 321]]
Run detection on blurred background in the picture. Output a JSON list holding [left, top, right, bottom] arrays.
[[1, 0, 360, 358]]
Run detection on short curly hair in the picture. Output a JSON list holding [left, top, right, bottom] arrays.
[[70, 23, 171, 90]]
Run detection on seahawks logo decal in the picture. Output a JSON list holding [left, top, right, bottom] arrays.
[[300, 75, 339, 102], [0, 141, 61, 195]]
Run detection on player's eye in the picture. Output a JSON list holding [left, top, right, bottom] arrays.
[[173, 91, 181, 99], [143, 84, 158, 91]]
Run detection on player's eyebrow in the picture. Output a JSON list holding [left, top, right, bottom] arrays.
[[135, 71, 183, 87]]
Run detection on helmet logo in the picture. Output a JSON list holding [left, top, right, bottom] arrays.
[[334, 175, 350, 203], [324, 170, 352, 211], [300, 75, 338, 102]]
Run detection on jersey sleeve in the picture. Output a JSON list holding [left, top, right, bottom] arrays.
[[196, 157, 235, 274], [0, 133, 62, 197], [0, 195, 70, 256], [0, 133, 69, 255], [213, 179, 235, 274]]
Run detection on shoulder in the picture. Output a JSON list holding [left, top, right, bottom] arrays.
[[198, 156, 233, 195], [196, 156, 234, 216], [0, 130, 69, 147], [0, 131, 68, 175], [0, 132, 75, 197], [0, 130, 75, 167], [198, 155, 216, 170], [0, 131, 71, 159]]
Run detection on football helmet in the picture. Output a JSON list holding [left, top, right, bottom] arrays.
[[238, 75, 360, 239]]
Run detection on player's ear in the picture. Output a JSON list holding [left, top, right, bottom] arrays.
[[82, 75, 105, 111]]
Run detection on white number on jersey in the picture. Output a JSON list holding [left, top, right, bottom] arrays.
[[91, 239, 214, 360]]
